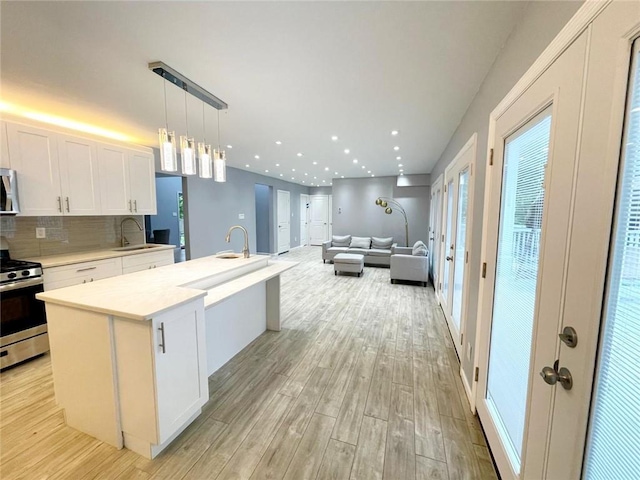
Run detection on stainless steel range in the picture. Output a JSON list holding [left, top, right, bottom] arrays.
[[0, 237, 48, 369]]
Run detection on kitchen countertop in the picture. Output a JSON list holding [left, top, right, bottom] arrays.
[[26, 244, 176, 268], [37, 254, 297, 321]]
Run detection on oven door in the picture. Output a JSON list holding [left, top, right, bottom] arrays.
[[0, 278, 46, 347]]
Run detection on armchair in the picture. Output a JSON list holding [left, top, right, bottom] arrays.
[[390, 245, 429, 287]]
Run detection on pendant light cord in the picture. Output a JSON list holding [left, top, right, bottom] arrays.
[[184, 90, 189, 137], [163, 81, 169, 130], [217, 109, 221, 149], [202, 102, 206, 144]]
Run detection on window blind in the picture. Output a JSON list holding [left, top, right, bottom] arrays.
[[583, 44, 640, 480]]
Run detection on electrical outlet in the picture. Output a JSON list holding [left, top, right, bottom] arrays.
[[238, 213, 245, 219], [36, 227, 46, 239]]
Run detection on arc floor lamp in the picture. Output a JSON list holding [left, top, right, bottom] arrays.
[[375, 197, 409, 247]]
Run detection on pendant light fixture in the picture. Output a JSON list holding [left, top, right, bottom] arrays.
[[158, 81, 177, 172], [213, 109, 227, 183], [180, 90, 197, 175], [198, 102, 213, 179]]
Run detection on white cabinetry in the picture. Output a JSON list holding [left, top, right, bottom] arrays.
[[44, 257, 123, 291], [121, 249, 174, 275], [1, 121, 10, 169], [98, 145, 156, 215], [6, 122, 61, 216], [57, 135, 101, 215], [114, 300, 208, 457]]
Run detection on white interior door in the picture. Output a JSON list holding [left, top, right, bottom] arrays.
[[476, 30, 588, 479], [439, 137, 475, 360], [300, 194, 309, 246], [437, 177, 455, 311], [309, 195, 328, 245], [430, 176, 443, 288], [276, 190, 290, 254]]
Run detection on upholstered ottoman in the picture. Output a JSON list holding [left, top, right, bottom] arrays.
[[334, 253, 364, 277]]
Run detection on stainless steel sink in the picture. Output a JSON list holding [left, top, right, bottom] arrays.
[[111, 244, 164, 252], [216, 252, 243, 259]]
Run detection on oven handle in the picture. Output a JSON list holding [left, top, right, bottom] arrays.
[[0, 277, 44, 293]]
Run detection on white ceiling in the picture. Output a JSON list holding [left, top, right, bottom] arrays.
[[1, 1, 527, 186]]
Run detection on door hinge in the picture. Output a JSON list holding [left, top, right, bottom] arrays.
[[481, 262, 487, 278], [465, 251, 469, 264], [441, 234, 444, 242], [461, 333, 464, 345], [489, 148, 494, 166], [444, 184, 447, 192], [475, 367, 479, 382], [439, 282, 442, 290]]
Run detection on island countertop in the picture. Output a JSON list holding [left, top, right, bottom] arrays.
[[36, 254, 296, 321]]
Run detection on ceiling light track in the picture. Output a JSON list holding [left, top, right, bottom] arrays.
[[148, 61, 228, 110]]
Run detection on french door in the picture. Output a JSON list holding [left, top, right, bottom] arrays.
[[477, 3, 640, 479], [438, 136, 476, 359], [429, 175, 443, 285]]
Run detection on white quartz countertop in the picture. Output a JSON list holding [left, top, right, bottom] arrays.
[[26, 244, 177, 268], [37, 254, 297, 321]]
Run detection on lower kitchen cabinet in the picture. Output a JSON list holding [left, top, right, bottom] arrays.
[[44, 257, 123, 291], [121, 249, 174, 274]]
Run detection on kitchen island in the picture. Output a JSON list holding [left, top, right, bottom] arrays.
[[36, 254, 297, 459]]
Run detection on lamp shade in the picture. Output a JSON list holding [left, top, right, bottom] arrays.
[[180, 136, 197, 175], [214, 149, 227, 182], [158, 128, 177, 172], [198, 143, 213, 179]]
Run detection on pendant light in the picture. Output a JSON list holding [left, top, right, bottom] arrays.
[[180, 90, 197, 176], [198, 102, 213, 179], [158, 81, 177, 172], [213, 109, 227, 183]]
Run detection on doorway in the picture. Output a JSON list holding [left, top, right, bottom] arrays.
[[147, 173, 184, 262], [300, 194, 309, 246], [277, 189, 290, 254], [309, 195, 329, 245], [255, 184, 271, 254], [430, 175, 443, 286]]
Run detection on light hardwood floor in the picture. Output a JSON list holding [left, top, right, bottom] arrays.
[[0, 247, 498, 480]]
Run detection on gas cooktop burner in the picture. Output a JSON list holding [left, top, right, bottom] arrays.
[[0, 258, 43, 283]]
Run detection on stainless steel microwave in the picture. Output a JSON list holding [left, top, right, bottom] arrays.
[[0, 169, 19, 215]]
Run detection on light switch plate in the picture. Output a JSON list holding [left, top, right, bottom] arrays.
[[36, 227, 46, 239], [238, 213, 245, 219]]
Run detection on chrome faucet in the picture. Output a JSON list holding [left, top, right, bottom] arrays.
[[121, 217, 143, 247], [225, 225, 250, 258]]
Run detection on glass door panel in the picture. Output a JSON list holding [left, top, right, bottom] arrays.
[[442, 180, 454, 301], [452, 168, 469, 327], [486, 108, 552, 469], [583, 41, 640, 480]]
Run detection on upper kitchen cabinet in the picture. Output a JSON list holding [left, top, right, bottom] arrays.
[[6, 122, 62, 216], [98, 145, 157, 215], [57, 135, 102, 215], [1, 121, 10, 169]]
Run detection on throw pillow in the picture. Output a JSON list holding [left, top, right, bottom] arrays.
[[350, 236, 371, 249], [371, 236, 393, 249], [332, 235, 351, 247], [412, 240, 428, 256]]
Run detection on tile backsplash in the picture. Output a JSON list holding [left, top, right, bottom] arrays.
[[0, 216, 146, 259]]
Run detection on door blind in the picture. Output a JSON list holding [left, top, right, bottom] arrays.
[[583, 43, 640, 480]]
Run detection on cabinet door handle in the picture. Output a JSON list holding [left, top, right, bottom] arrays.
[[158, 322, 166, 353], [65, 197, 70, 212], [76, 266, 97, 272], [134, 200, 138, 212], [129, 200, 133, 212], [57, 196, 62, 212]]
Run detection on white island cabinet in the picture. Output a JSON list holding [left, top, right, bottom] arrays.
[[37, 254, 296, 459]]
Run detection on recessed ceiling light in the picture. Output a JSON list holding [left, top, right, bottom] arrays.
[[279, 173, 283, 177], [254, 155, 260, 159], [276, 163, 280, 167], [314, 176, 317, 179], [322, 180, 326, 183], [291, 177, 294, 180], [341, 175, 344, 178], [325, 167, 329, 171], [400, 173, 404, 176], [226, 145, 233, 149], [344, 149, 350, 154], [391, 130, 399, 136], [292, 168, 296, 171], [396, 156, 401, 160], [367, 170, 371, 174], [246, 164, 250, 168], [371, 174, 375, 177], [399, 169, 404, 172], [302, 181, 305, 183], [265, 169, 269, 172], [398, 164, 403, 167], [353, 159, 358, 164], [331, 135, 338, 141], [304, 173, 308, 176], [297, 152, 303, 157], [393, 146, 400, 151], [313, 161, 317, 165], [275, 141, 282, 145], [361, 166, 365, 169], [334, 171, 338, 175]]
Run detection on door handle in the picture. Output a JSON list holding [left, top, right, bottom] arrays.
[[134, 200, 138, 212], [540, 362, 573, 390], [57, 196, 62, 212], [158, 322, 166, 354], [446, 256, 453, 261], [129, 200, 133, 213], [65, 197, 70, 212], [559, 326, 578, 348]]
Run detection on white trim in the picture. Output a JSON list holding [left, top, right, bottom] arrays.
[[460, 364, 475, 412]]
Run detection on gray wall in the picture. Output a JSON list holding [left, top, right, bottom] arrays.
[[148, 174, 182, 247], [332, 176, 430, 247], [184, 166, 310, 259], [254, 184, 271, 254], [430, 1, 583, 387], [309, 186, 333, 196]]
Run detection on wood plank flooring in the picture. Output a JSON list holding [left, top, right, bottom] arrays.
[[0, 247, 498, 479]]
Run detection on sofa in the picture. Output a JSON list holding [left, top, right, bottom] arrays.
[[322, 235, 397, 266], [390, 241, 429, 286]]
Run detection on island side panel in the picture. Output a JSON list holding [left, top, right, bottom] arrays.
[[204, 282, 266, 376], [266, 275, 281, 331], [45, 303, 122, 449]]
